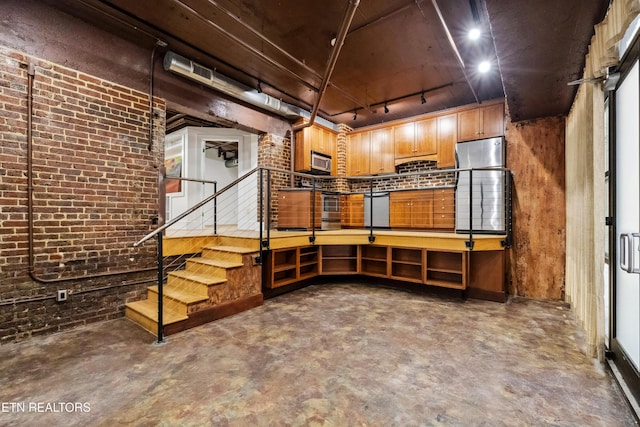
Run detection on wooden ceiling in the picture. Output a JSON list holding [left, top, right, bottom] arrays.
[[51, 0, 609, 127]]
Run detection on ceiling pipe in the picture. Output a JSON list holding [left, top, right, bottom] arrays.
[[293, 0, 360, 132], [202, 0, 372, 114], [164, 51, 340, 131], [429, 0, 480, 104], [170, 0, 319, 94]]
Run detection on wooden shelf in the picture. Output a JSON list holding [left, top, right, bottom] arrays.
[[265, 246, 319, 289], [321, 245, 359, 274]]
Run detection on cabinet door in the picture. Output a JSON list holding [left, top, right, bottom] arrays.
[[437, 114, 457, 168], [347, 132, 371, 176], [278, 192, 309, 229], [415, 118, 437, 155], [412, 194, 434, 228], [457, 109, 481, 142], [480, 103, 504, 139], [390, 193, 412, 227], [394, 122, 416, 158], [348, 194, 364, 227], [294, 128, 311, 172], [370, 128, 395, 174]]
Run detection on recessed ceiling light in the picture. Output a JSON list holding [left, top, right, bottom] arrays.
[[468, 28, 481, 41], [478, 61, 491, 73]]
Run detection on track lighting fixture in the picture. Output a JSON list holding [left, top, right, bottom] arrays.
[[353, 110, 357, 121], [256, 81, 262, 93], [384, 102, 389, 114], [420, 92, 426, 104]]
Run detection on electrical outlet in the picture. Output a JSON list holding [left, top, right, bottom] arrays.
[[56, 290, 68, 302]]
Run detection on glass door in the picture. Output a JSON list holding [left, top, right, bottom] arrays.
[[611, 58, 640, 403]]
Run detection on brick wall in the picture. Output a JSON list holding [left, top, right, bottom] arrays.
[[0, 47, 164, 342], [348, 161, 456, 193], [257, 132, 291, 226]]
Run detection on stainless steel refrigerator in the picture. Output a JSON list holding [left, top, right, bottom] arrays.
[[455, 137, 506, 234]]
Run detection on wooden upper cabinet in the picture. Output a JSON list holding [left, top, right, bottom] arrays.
[[347, 131, 371, 176], [457, 103, 504, 142], [415, 118, 438, 155], [437, 114, 457, 169], [294, 124, 337, 175], [394, 122, 416, 158], [370, 128, 395, 174]]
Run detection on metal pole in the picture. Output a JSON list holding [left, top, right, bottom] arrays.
[[467, 170, 474, 250], [156, 231, 164, 343], [266, 171, 271, 248], [310, 176, 316, 243], [214, 181, 218, 235], [368, 178, 375, 243], [259, 168, 264, 262]]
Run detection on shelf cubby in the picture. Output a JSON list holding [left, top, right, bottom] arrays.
[[321, 245, 359, 274], [425, 250, 466, 289]]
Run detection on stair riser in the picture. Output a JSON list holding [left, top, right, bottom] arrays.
[[186, 261, 228, 278], [201, 249, 243, 263], [125, 307, 158, 336], [166, 276, 212, 297], [212, 236, 260, 250], [147, 289, 188, 316]]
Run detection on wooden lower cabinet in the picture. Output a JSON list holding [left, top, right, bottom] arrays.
[[320, 245, 359, 274], [390, 190, 434, 228], [342, 194, 364, 227], [432, 189, 455, 230], [277, 189, 321, 230]]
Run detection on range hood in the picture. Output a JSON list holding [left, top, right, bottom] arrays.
[[163, 51, 339, 132]]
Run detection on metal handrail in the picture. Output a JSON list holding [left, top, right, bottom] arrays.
[[133, 167, 258, 247]]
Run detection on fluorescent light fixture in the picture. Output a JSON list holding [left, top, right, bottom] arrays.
[[478, 61, 491, 73], [468, 28, 481, 40]]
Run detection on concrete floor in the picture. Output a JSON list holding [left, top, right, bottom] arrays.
[[0, 282, 636, 426]]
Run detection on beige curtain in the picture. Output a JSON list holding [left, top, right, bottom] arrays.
[[566, 0, 640, 360]]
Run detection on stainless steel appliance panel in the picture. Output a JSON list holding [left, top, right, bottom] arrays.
[[364, 192, 390, 228], [455, 137, 505, 233]]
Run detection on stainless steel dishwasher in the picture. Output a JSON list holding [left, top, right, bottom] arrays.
[[364, 192, 390, 228]]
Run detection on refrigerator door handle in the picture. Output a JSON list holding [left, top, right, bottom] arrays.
[[632, 233, 640, 274], [620, 233, 631, 273]]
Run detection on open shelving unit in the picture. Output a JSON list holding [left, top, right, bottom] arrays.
[[360, 245, 389, 277], [391, 247, 424, 283], [264, 246, 319, 288], [320, 245, 359, 274], [425, 250, 466, 289]]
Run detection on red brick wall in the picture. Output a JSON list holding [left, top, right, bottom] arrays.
[[258, 133, 292, 227], [0, 47, 164, 342]]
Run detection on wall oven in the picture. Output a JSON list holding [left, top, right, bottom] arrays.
[[321, 193, 341, 230]]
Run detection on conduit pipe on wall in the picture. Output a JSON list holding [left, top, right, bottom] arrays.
[[25, 63, 156, 287]]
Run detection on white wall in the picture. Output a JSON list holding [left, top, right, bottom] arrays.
[[165, 127, 257, 233]]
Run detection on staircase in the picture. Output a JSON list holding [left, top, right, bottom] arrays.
[[125, 235, 263, 336]]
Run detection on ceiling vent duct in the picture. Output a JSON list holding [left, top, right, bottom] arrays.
[[163, 51, 339, 131]]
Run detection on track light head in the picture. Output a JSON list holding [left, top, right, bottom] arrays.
[[420, 92, 426, 104], [353, 110, 357, 121], [384, 102, 389, 114], [256, 81, 263, 93]]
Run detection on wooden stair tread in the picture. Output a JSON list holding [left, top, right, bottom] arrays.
[[202, 245, 258, 254], [168, 270, 227, 285], [125, 300, 187, 324], [148, 285, 208, 304], [188, 258, 244, 269]]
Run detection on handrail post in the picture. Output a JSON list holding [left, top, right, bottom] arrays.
[[466, 170, 474, 250], [368, 177, 375, 243], [214, 181, 218, 235], [266, 170, 271, 248], [310, 176, 316, 243], [156, 230, 164, 343], [259, 168, 264, 262]]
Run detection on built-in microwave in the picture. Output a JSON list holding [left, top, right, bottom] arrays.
[[310, 151, 331, 175]]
